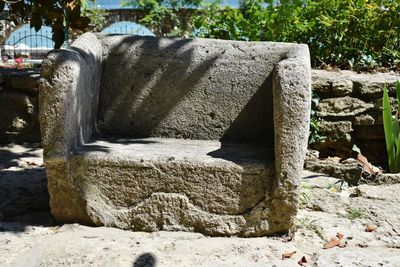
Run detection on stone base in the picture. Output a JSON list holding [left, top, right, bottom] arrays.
[[45, 138, 292, 236]]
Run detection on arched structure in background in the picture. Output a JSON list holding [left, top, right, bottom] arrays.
[[5, 24, 54, 48], [2, 24, 54, 59], [101, 21, 154, 36]]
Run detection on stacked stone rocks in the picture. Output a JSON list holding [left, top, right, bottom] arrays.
[[312, 70, 400, 165], [0, 69, 40, 143]]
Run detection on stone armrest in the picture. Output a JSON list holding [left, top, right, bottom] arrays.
[[272, 46, 311, 194], [39, 33, 102, 160]]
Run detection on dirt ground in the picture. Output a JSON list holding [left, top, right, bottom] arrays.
[[1, 144, 399, 267]]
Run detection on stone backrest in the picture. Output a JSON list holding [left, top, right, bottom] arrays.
[[98, 36, 285, 143], [39, 33, 311, 236]]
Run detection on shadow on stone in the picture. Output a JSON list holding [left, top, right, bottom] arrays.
[[133, 253, 157, 267], [0, 145, 53, 233]]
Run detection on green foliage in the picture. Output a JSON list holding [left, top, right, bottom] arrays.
[[345, 207, 365, 220], [122, 0, 205, 36], [193, 0, 400, 71], [83, 7, 109, 32], [309, 92, 325, 144], [299, 191, 310, 208], [0, 0, 92, 48], [383, 81, 400, 173]]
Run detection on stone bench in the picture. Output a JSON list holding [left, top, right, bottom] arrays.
[[39, 33, 311, 236]]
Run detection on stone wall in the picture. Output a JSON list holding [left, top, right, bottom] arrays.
[[311, 70, 400, 165], [0, 69, 40, 143]]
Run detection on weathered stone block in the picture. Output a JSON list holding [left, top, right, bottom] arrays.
[[319, 120, 352, 143], [39, 33, 311, 236], [312, 70, 353, 97], [319, 120, 352, 134], [316, 96, 374, 117], [353, 114, 377, 126], [10, 71, 40, 93], [304, 158, 362, 186], [352, 72, 399, 98], [331, 80, 353, 96], [0, 92, 40, 143]]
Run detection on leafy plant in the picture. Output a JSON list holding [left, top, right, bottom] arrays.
[[83, 7, 109, 32], [345, 207, 365, 220], [122, 0, 205, 37], [299, 192, 310, 208], [0, 0, 93, 48], [193, 0, 400, 71], [382, 80, 400, 173], [308, 92, 325, 144]]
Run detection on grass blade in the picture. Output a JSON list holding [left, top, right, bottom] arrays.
[[397, 80, 400, 113], [383, 84, 396, 172]]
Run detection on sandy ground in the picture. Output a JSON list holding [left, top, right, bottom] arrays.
[[1, 144, 399, 267]]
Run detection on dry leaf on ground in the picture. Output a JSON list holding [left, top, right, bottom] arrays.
[[298, 256, 307, 266], [366, 224, 376, 232], [282, 250, 296, 259], [324, 233, 346, 249], [336, 232, 344, 240], [357, 154, 380, 175], [323, 238, 341, 249]]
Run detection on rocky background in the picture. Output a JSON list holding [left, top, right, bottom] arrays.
[[0, 69, 40, 143], [311, 70, 399, 167], [0, 69, 399, 166]]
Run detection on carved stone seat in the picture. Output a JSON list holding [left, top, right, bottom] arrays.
[[39, 33, 311, 236]]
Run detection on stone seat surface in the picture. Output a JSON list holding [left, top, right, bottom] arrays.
[[74, 137, 274, 167], [71, 138, 274, 218]]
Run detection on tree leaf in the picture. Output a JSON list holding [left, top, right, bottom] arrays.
[[52, 27, 65, 49], [336, 232, 344, 240], [70, 17, 91, 30], [297, 256, 307, 266], [365, 224, 376, 232]]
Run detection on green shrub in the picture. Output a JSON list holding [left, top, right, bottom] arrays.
[[122, 0, 205, 36], [193, 0, 400, 71]]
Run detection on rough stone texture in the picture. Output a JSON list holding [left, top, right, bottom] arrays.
[[353, 114, 377, 126], [39, 33, 311, 236], [0, 69, 41, 143], [69, 138, 275, 236], [312, 71, 353, 96], [312, 69, 399, 98], [98, 36, 293, 142], [319, 120, 352, 143], [3, 68, 398, 168], [311, 70, 400, 165], [316, 96, 374, 117], [1, 164, 400, 266], [10, 71, 40, 93], [0, 92, 39, 143], [0, 143, 48, 219], [304, 158, 362, 186], [370, 173, 400, 185]]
